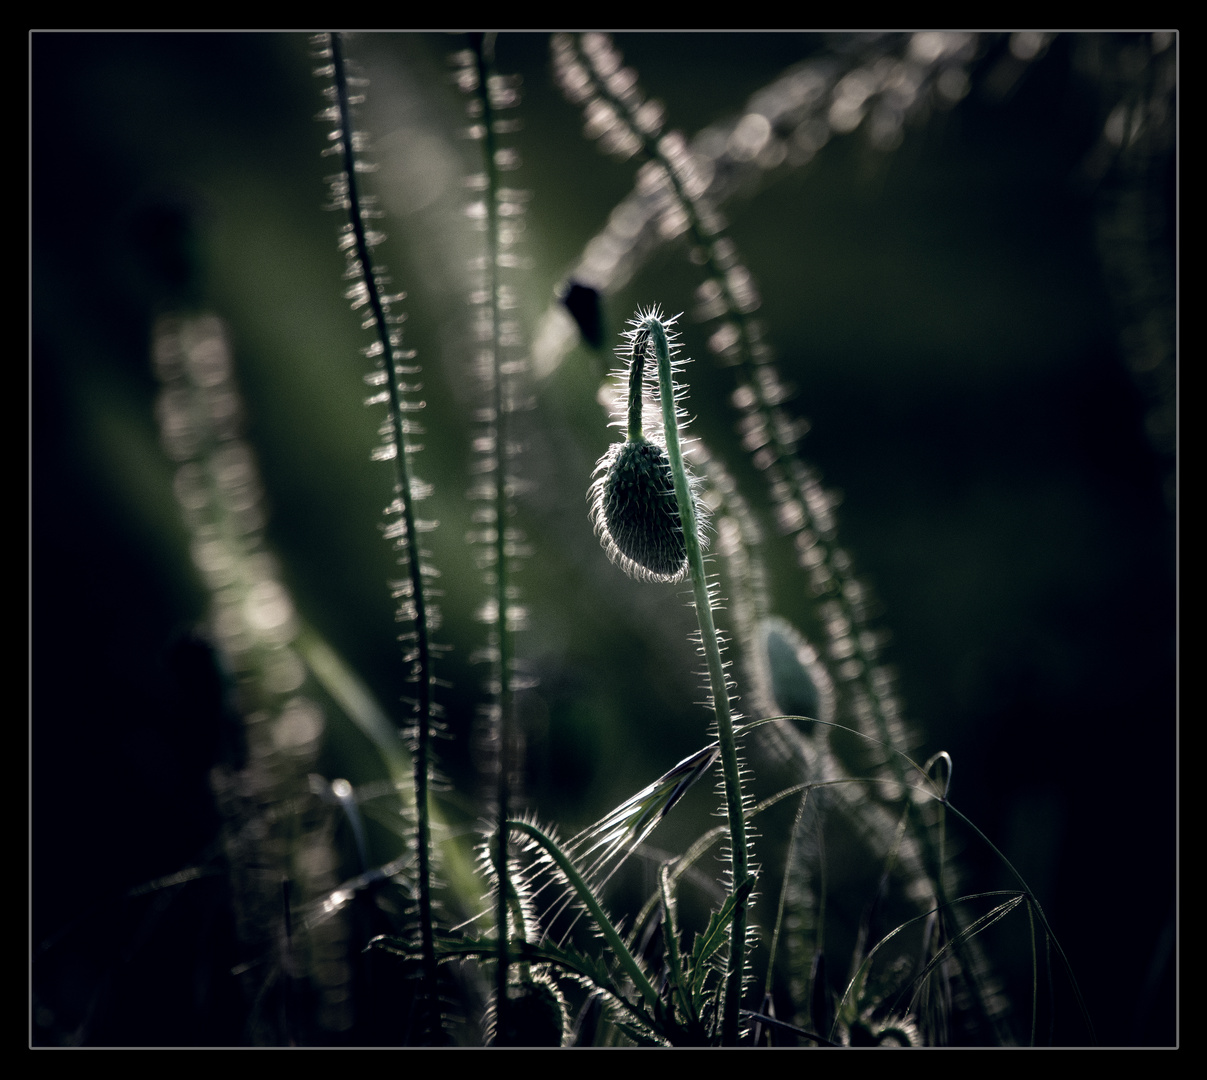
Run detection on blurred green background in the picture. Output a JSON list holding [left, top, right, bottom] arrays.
[[32, 33, 1175, 1045]]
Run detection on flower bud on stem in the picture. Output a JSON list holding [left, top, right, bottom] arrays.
[[643, 313, 752, 1045], [591, 308, 752, 1043]]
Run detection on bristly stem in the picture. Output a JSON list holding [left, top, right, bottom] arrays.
[[626, 327, 646, 441], [468, 31, 516, 1038], [329, 32, 439, 1039], [641, 314, 751, 1044]]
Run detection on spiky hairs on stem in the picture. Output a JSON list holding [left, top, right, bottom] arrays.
[[317, 32, 443, 1040], [590, 308, 753, 1043]]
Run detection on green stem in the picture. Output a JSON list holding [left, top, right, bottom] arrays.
[[330, 33, 438, 1039], [627, 326, 646, 441], [642, 315, 751, 1044], [468, 31, 515, 1034]]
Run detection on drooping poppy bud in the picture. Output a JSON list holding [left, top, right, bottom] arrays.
[[589, 435, 687, 581], [588, 307, 703, 583]]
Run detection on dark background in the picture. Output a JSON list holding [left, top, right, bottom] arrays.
[[32, 32, 1175, 1046]]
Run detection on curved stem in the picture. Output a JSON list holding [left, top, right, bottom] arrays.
[[509, 818, 661, 1017]]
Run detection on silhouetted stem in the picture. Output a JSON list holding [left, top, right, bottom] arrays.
[[642, 316, 751, 1045], [331, 33, 439, 1040], [468, 31, 516, 1036]]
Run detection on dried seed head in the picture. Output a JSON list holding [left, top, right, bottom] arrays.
[[589, 435, 688, 582]]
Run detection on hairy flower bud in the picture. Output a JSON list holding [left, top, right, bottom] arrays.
[[590, 435, 687, 581]]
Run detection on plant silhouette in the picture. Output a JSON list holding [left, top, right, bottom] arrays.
[[32, 31, 1175, 1047]]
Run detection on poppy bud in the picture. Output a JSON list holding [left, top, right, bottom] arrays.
[[590, 435, 687, 581]]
